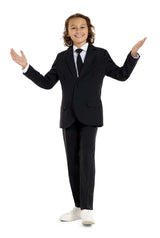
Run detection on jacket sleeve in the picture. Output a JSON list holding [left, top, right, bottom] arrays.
[[104, 50, 140, 81], [23, 54, 59, 89]]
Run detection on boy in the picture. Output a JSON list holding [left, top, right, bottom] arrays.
[[10, 13, 147, 225]]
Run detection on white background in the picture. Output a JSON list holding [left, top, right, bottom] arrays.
[[0, 0, 160, 237]]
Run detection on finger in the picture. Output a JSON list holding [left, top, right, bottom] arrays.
[[138, 38, 145, 46], [11, 49, 19, 58], [10, 50, 16, 60], [140, 37, 147, 46], [10, 53, 16, 61], [141, 37, 147, 44], [10, 50, 21, 62], [10, 48, 14, 53], [10, 48, 17, 55], [20, 50, 25, 58], [10, 49, 15, 57]]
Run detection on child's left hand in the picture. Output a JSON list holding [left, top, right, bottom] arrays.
[[131, 37, 147, 57]]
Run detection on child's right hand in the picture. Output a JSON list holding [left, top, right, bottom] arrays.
[[10, 49, 28, 69]]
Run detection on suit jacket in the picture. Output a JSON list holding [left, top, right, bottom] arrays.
[[23, 43, 139, 128]]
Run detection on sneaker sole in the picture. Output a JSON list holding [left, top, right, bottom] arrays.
[[82, 220, 95, 225], [60, 217, 81, 222]]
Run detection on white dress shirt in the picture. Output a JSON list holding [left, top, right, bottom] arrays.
[[73, 42, 88, 77], [22, 42, 139, 74]]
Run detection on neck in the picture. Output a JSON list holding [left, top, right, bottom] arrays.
[[73, 42, 87, 48]]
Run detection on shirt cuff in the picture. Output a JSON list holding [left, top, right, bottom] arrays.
[[22, 64, 29, 73]]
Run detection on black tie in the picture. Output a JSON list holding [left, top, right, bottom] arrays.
[[76, 48, 83, 77]]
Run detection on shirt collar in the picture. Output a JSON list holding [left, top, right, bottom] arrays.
[[73, 42, 89, 52]]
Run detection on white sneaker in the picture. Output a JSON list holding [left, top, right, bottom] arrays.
[[59, 207, 81, 222], [81, 209, 95, 225]]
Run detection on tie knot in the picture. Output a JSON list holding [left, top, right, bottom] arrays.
[[76, 48, 83, 54]]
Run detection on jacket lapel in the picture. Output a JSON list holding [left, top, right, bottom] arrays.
[[80, 44, 96, 78], [66, 44, 97, 78], [66, 46, 77, 78]]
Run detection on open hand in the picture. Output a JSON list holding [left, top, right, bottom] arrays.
[[131, 37, 147, 57], [10, 49, 28, 69]]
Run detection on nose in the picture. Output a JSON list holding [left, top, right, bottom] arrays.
[[76, 28, 82, 33]]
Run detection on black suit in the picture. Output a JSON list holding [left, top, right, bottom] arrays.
[[23, 43, 139, 209], [23, 44, 139, 129]]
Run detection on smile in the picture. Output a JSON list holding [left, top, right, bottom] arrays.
[[75, 35, 84, 38]]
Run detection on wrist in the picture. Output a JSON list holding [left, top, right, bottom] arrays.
[[131, 50, 137, 58], [22, 62, 28, 69]]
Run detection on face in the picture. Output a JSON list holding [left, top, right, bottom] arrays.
[[67, 17, 89, 48]]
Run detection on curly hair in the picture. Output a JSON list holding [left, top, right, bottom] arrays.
[[63, 13, 95, 47]]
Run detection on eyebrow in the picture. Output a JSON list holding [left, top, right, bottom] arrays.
[[70, 24, 86, 27]]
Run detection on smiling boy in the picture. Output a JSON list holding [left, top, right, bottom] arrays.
[[10, 13, 146, 226]]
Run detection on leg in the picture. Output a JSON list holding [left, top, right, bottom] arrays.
[[79, 124, 98, 210], [62, 121, 80, 208]]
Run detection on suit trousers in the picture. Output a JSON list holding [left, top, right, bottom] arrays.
[[62, 119, 98, 210]]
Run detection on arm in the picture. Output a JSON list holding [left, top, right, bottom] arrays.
[[105, 50, 140, 81], [22, 57, 59, 89], [105, 37, 147, 81], [10, 49, 59, 89]]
